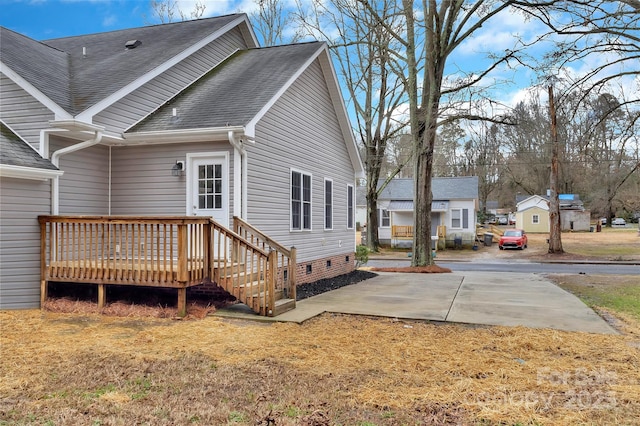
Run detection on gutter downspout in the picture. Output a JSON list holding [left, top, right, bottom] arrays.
[[228, 131, 247, 220], [50, 130, 103, 214]]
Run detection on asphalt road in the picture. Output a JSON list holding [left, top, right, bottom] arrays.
[[367, 259, 640, 275]]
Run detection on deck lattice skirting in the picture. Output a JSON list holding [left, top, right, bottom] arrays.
[[38, 216, 296, 317]]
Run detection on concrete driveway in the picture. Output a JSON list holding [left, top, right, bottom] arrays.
[[217, 271, 618, 334]]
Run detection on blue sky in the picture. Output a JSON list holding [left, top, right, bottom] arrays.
[[0, 0, 251, 40], [2, 0, 633, 120]]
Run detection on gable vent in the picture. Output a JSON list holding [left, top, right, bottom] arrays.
[[125, 39, 142, 49]]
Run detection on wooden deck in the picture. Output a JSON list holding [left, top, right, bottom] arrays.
[[39, 216, 296, 317]]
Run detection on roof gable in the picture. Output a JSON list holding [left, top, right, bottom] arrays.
[[1, 15, 254, 117], [128, 42, 325, 132], [0, 27, 73, 115]]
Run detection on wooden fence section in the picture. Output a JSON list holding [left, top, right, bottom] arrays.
[[38, 216, 295, 317]]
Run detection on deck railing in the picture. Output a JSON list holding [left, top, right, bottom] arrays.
[[234, 216, 297, 301], [38, 216, 291, 316], [391, 225, 413, 238]]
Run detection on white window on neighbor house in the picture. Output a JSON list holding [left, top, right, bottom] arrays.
[[451, 208, 469, 229], [379, 209, 390, 227], [291, 170, 312, 231], [324, 178, 333, 230], [532, 214, 540, 224], [347, 184, 354, 229]]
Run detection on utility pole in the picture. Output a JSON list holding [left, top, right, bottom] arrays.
[[548, 86, 564, 254]]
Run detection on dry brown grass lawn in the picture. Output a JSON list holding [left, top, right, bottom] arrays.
[[2, 309, 640, 425]]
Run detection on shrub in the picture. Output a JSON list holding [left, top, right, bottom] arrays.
[[355, 245, 369, 268]]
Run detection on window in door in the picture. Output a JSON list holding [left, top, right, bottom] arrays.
[[197, 164, 222, 209]]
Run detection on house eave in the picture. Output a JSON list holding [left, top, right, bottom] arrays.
[[123, 126, 246, 144], [0, 164, 63, 181]]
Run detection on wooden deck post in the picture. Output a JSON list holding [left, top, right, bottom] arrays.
[[177, 287, 187, 317], [40, 219, 47, 308], [289, 246, 297, 301], [98, 284, 106, 309]]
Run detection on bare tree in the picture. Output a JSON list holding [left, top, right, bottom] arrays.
[[295, 0, 408, 251], [359, 0, 532, 265], [144, 0, 206, 24], [462, 123, 504, 220], [547, 86, 564, 253], [250, 0, 302, 46]]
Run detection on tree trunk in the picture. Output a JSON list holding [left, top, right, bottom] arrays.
[[366, 183, 380, 251], [548, 86, 564, 254], [413, 148, 434, 265], [412, 111, 436, 266]]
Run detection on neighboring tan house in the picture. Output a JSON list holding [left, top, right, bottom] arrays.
[[0, 15, 363, 314], [515, 195, 550, 233], [356, 177, 479, 248], [515, 194, 590, 233]]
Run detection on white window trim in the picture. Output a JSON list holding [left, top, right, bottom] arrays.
[[380, 208, 390, 228], [290, 168, 312, 232], [451, 208, 462, 229], [532, 214, 540, 224], [324, 178, 333, 230], [347, 184, 354, 229]]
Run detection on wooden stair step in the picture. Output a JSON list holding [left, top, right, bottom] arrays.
[[272, 298, 296, 316]]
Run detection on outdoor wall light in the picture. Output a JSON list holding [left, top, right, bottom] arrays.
[[171, 161, 185, 177]]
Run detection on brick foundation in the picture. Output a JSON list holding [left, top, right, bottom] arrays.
[[188, 251, 356, 296], [295, 252, 356, 285]]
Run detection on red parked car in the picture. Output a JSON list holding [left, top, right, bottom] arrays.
[[499, 229, 528, 250]]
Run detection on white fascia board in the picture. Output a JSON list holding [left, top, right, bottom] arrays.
[[76, 15, 251, 122], [237, 14, 260, 48], [123, 126, 245, 145], [0, 62, 72, 120], [245, 45, 325, 135], [0, 164, 63, 181], [246, 44, 364, 179], [316, 45, 365, 178]]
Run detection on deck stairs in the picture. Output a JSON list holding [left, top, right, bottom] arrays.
[[212, 261, 296, 316], [210, 217, 297, 317]]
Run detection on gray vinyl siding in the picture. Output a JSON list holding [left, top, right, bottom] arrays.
[[93, 29, 248, 132], [0, 177, 51, 309], [110, 141, 234, 220], [50, 136, 109, 214], [246, 59, 356, 262], [0, 74, 54, 151]]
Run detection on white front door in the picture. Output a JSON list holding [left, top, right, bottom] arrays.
[[188, 153, 229, 228]]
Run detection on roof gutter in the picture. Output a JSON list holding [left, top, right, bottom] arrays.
[[228, 130, 254, 220], [49, 121, 104, 214]]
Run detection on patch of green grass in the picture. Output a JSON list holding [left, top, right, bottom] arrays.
[[129, 376, 152, 400], [554, 275, 640, 320], [228, 411, 247, 423], [83, 384, 115, 399]]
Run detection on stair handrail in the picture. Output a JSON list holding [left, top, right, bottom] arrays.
[[233, 216, 291, 256]]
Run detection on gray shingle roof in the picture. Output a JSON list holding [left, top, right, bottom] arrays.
[[356, 176, 478, 204], [128, 42, 324, 132], [0, 123, 58, 170], [0, 27, 72, 112], [1, 15, 244, 115]]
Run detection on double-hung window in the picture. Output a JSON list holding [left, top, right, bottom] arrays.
[[451, 208, 469, 229], [379, 209, 390, 227], [324, 179, 333, 230], [532, 214, 540, 224], [291, 170, 312, 230]]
